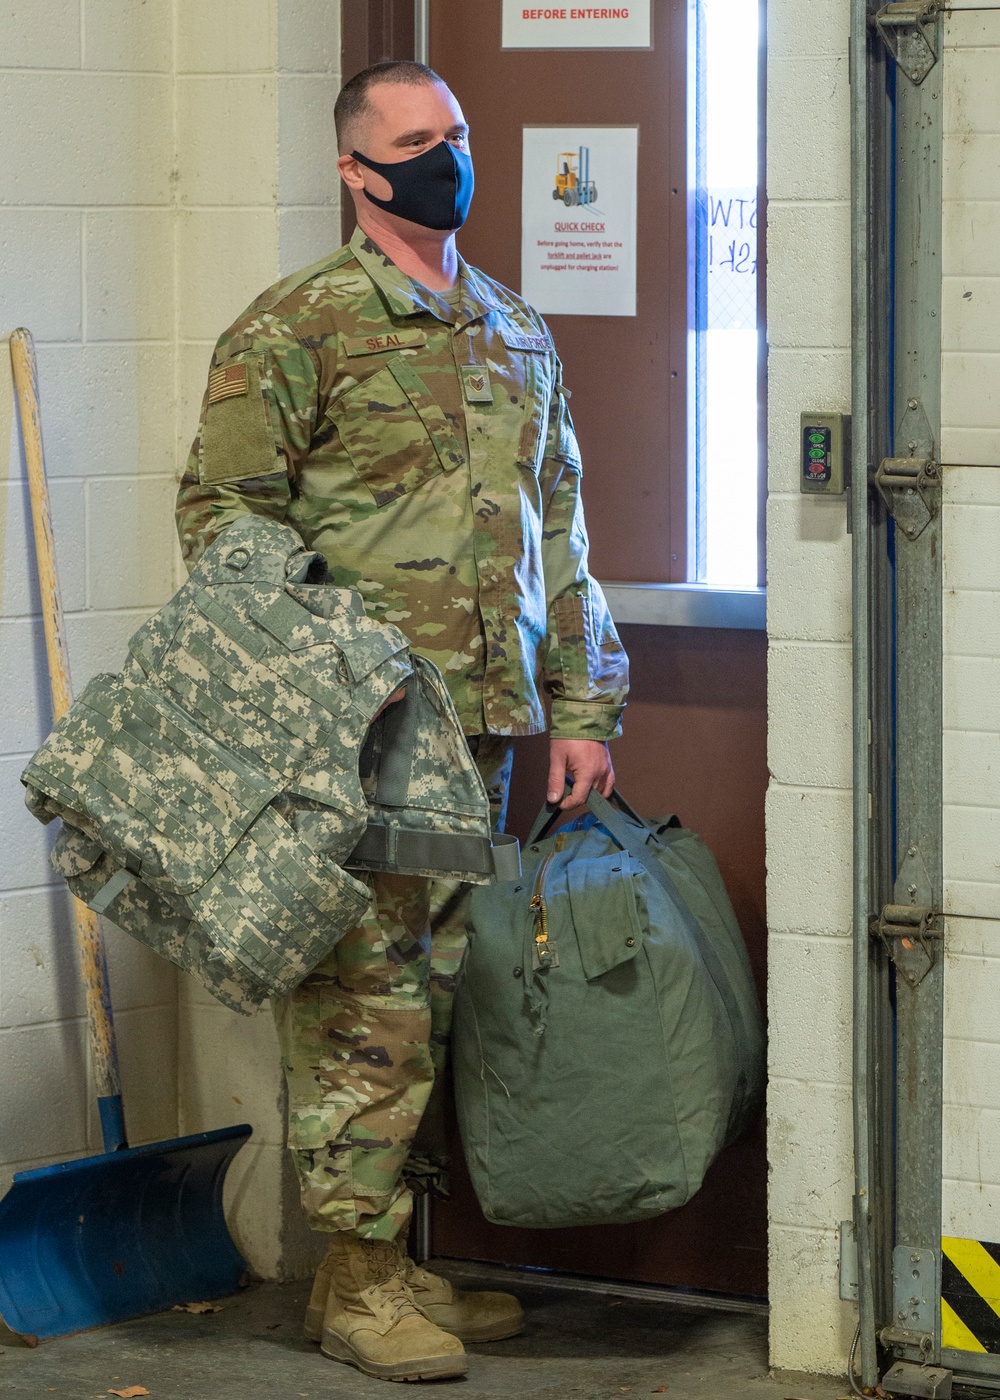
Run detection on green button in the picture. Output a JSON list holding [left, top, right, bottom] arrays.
[[809, 447, 826, 460], [809, 431, 825, 444]]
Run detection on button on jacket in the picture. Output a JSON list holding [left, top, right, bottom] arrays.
[[175, 227, 629, 740]]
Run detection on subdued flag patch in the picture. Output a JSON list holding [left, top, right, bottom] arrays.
[[208, 362, 249, 404]]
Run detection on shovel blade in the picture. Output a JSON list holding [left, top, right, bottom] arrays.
[[0, 1124, 251, 1340]]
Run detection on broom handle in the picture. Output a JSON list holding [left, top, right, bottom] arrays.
[[10, 329, 125, 1145]]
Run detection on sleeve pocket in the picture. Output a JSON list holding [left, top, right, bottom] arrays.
[[515, 356, 546, 474], [199, 352, 281, 486], [328, 357, 466, 508]]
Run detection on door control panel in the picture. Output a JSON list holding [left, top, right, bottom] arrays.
[[801, 412, 849, 495]]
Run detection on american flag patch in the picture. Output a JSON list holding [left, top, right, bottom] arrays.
[[207, 362, 249, 404]]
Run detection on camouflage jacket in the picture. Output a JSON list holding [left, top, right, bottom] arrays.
[[21, 517, 517, 1014], [175, 226, 629, 740]]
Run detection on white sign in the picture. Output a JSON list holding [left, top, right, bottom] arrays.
[[521, 127, 638, 318], [502, 1, 651, 48]]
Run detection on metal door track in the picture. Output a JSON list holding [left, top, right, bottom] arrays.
[[430, 1257, 770, 1317]]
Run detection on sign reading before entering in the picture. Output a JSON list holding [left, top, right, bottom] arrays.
[[502, 0, 652, 48]]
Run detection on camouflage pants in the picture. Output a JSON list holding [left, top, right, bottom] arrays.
[[272, 735, 514, 1241]]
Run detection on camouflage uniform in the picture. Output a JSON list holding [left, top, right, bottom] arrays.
[[175, 227, 629, 1236], [273, 735, 512, 1240]]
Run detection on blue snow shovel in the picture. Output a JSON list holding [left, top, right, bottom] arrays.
[[0, 330, 252, 1342]]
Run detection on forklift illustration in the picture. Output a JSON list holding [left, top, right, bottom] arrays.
[[553, 147, 597, 207]]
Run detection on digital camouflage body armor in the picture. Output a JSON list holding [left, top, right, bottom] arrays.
[[22, 517, 518, 1014]]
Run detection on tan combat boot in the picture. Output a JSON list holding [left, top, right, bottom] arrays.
[[317, 1235, 468, 1382], [304, 1239, 524, 1346], [402, 1256, 525, 1343]]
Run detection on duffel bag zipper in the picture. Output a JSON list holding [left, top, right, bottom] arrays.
[[529, 838, 563, 971]]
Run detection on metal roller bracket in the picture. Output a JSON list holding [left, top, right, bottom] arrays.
[[876, 458, 941, 541], [875, 1, 940, 84], [876, 396, 941, 540], [871, 904, 941, 988]]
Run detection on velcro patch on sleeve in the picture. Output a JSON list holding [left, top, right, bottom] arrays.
[[501, 330, 552, 354], [199, 352, 278, 486], [208, 362, 249, 403], [343, 330, 428, 357]]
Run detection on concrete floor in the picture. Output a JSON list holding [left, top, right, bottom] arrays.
[[1, 1261, 848, 1400]]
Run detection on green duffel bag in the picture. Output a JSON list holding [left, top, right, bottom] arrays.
[[452, 787, 765, 1228]]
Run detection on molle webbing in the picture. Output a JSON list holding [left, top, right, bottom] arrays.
[[21, 515, 506, 1015]]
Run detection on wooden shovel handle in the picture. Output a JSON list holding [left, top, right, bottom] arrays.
[[10, 329, 122, 1103]]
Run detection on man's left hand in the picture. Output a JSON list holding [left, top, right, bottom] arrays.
[[547, 738, 615, 810]]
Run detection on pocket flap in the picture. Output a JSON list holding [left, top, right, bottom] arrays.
[[242, 585, 409, 680], [245, 588, 335, 652], [566, 850, 644, 979], [328, 360, 466, 507], [51, 822, 106, 877]]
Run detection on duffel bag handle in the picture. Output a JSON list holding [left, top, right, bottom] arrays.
[[527, 782, 654, 847]]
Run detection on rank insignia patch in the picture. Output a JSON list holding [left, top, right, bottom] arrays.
[[461, 364, 493, 404], [208, 362, 249, 404]]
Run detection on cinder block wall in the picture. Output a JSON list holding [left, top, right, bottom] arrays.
[[0, 0, 341, 1279], [171, 0, 341, 1279], [0, 0, 180, 1196], [765, 0, 858, 1374], [940, 11, 1000, 1248]]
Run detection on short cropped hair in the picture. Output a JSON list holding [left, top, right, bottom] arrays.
[[334, 60, 445, 154]]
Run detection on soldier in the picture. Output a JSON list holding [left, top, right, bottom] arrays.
[[175, 59, 629, 1383]]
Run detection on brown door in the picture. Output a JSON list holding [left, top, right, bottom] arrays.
[[427, 0, 769, 1299]]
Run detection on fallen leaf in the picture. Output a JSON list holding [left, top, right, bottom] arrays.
[[171, 1301, 221, 1314], [232, 1096, 243, 1105], [108, 1389, 149, 1397]]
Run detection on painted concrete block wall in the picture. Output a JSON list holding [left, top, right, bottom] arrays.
[[171, 0, 342, 1279], [0, 0, 342, 1279], [940, 11, 1000, 1252], [0, 0, 180, 1196], [765, 0, 857, 1374]]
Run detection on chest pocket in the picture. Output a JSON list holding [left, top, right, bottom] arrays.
[[327, 355, 466, 508]]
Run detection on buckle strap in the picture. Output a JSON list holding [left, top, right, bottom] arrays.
[[348, 824, 520, 881]]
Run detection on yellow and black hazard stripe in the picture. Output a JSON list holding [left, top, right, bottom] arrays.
[[942, 1236, 1000, 1353]]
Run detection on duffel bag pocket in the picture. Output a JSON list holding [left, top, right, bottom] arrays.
[[566, 849, 645, 980]]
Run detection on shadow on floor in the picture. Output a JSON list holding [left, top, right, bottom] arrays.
[[0, 1260, 846, 1400]]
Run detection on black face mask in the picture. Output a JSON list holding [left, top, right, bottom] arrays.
[[351, 140, 474, 232]]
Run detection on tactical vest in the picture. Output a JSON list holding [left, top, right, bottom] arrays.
[[22, 517, 519, 1014]]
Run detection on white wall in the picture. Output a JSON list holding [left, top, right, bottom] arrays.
[[171, 0, 342, 1279], [940, 11, 1000, 1248], [0, 0, 342, 1279], [765, 4, 1000, 1370], [765, 0, 858, 1374], [0, 0, 180, 1197]]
